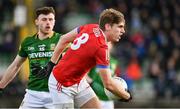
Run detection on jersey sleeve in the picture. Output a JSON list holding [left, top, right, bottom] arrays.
[[95, 45, 109, 68], [18, 39, 28, 57]]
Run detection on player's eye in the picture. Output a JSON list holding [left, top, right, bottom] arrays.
[[49, 18, 53, 21], [42, 18, 47, 21]]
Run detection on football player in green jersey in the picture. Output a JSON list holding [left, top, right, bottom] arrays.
[[0, 7, 61, 109]]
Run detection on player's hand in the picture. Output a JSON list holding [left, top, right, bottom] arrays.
[[35, 61, 56, 79], [31, 63, 42, 75], [119, 90, 132, 102]]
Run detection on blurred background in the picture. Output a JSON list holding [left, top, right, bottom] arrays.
[[0, 0, 180, 108]]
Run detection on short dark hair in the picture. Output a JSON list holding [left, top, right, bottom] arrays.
[[35, 7, 55, 19], [99, 8, 125, 30]]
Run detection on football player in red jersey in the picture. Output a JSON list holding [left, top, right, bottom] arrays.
[[41, 8, 132, 109]]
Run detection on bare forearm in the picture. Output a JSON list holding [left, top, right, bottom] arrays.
[[106, 79, 130, 100], [0, 65, 21, 88], [0, 55, 25, 89], [51, 39, 69, 63], [51, 28, 78, 63], [99, 68, 130, 100]]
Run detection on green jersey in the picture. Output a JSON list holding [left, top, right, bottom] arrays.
[[88, 57, 118, 101], [18, 32, 61, 92]]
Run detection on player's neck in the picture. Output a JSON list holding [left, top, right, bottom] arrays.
[[103, 31, 110, 42], [38, 31, 54, 40]]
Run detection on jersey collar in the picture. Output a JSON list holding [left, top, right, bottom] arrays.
[[35, 31, 55, 39]]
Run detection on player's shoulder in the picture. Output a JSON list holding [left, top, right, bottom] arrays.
[[78, 24, 98, 31], [23, 34, 36, 42], [80, 24, 102, 36], [21, 34, 37, 46], [79, 24, 106, 42], [52, 32, 62, 40], [53, 32, 62, 37], [82, 24, 99, 29]]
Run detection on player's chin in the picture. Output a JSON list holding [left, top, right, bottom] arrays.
[[112, 39, 118, 42], [115, 37, 121, 42], [44, 30, 52, 34]]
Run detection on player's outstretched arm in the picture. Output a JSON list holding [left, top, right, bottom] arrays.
[[51, 28, 78, 64], [0, 55, 26, 89], [99, 68, 131, 101], [35, 28, 79, 78]]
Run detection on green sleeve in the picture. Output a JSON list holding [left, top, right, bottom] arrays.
[[18, 39, 28, 57]]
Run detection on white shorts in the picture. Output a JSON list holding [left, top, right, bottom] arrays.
[[100, 100, 114, 109], [19, 89, 54, 109], [48, 73, 96, 108]]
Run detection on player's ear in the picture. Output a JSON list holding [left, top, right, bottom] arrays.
[[35, 19, 38, 26], [105, 23, 111, 31]]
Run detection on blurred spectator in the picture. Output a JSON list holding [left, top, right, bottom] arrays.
[[0, 22, 17, 53], [148, 52, 166, 99], [125, 51, 143, 91]]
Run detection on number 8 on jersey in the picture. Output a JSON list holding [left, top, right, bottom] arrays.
[[71, 33, 89, 50]]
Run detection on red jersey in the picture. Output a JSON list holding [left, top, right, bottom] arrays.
[[53, 24, 109, 87]]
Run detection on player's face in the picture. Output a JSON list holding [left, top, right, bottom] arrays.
[[35, 13, 55, 34], [109, 22, 125, 42]]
